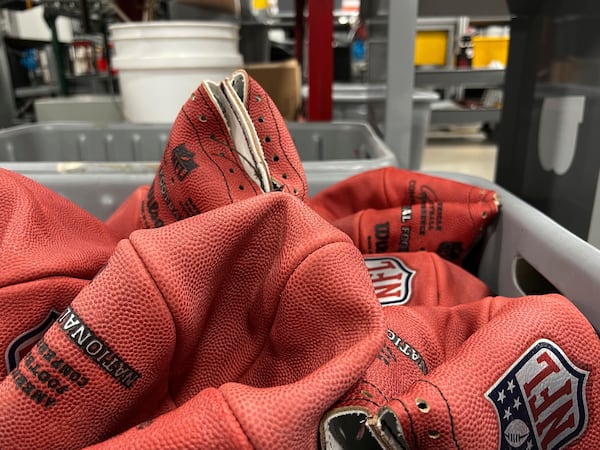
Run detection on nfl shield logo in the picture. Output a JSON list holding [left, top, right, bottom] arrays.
[[5, 309, 59, 373], [485, 339, 589, 450], [364, 256, 415, 306]]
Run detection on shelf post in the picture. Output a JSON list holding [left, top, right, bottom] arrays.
[[294, 0, 304, 64], [0, 36, 16, 127], [44, 7, 69, 96], [384, 0, 418, 168]]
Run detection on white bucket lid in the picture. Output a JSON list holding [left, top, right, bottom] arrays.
[[112, 54, 243, 71], [110, 21, 239, 40]]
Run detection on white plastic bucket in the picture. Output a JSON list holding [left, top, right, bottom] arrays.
[[109, 21, 243, 124], [112, 55, 243, 124], [109, 21, 240, 58]]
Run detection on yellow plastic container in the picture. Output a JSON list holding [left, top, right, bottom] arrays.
[[472, 36, 510, 68], [414, 30, 448, 67], [253, 0, 268, 9]]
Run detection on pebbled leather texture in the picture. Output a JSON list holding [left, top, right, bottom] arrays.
[[309, 167, 500, 264], [0, 193, 384, 450], [105, 70, 308, 239], [321, 294, 600, 450], [223, 70, 308, 200], [0, 168, 119, 379], [321, 251, 492, 448]]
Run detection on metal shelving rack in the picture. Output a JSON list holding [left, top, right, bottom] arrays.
[[299, 0, 509, 167], [415, 68, 505, 125], [415, 68, 505, 86], [0, 0, 122, 127]]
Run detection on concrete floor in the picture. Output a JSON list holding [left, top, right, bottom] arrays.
[[421, 133, 498, 182]]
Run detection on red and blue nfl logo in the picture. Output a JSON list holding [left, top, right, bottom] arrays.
[[485, 339, 589, 450], [364, 256, 415, 306], [5, 309, 59, 373]]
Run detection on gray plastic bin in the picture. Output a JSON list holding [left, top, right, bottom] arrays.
[[4, 157, 600, 329], [0, 121, 599, 329], [0, 121, 397, 219], [435, 173, 600, 331], [305, 84, 439, 169]]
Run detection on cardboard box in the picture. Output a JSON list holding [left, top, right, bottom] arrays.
[[548, 57, 600, 85], [244, 59, 302, 121]]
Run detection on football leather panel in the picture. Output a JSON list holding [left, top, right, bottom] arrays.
[[0, 192, 384, 450], [86, 387, 253, 450], [0, 169, 119, 287], [382, 295, 600, 449], [309, 168, 499, 264], [0, 277, 88, 378], [105, 186, 150, 240], [0, 239, 176, 449]]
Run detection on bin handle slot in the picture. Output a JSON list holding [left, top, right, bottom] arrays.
[[513, 256, 562, 296], [312, 134, 324, 161]]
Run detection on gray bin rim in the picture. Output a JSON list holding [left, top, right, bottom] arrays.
[[302, 84, 439, 103]]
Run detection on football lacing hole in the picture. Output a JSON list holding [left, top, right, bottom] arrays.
[[271, 179, 283, 191], [258, 116, 264, 123], [416, 398, 430, 413], [210, 133, 216, 140], [482, 211, 488, 219], [239, 185, 244, 190], [282, 173, 288, 180], [199, 115, 207, 122], [255, 95, 262, 102], [428, 430, 440, 440], [229, 168, 235, 173], [265, 136, 271, 143], [273, 155, 279, 162], [190, 93, 196, 101], [360, 390, 373, 399], [219, 152, 225, 157], [293, 188, 298, 194]]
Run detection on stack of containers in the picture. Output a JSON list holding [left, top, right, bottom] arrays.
[[109, 21, 243, 124]]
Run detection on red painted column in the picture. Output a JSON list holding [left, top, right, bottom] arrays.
[[307, 0, 333, 120]]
